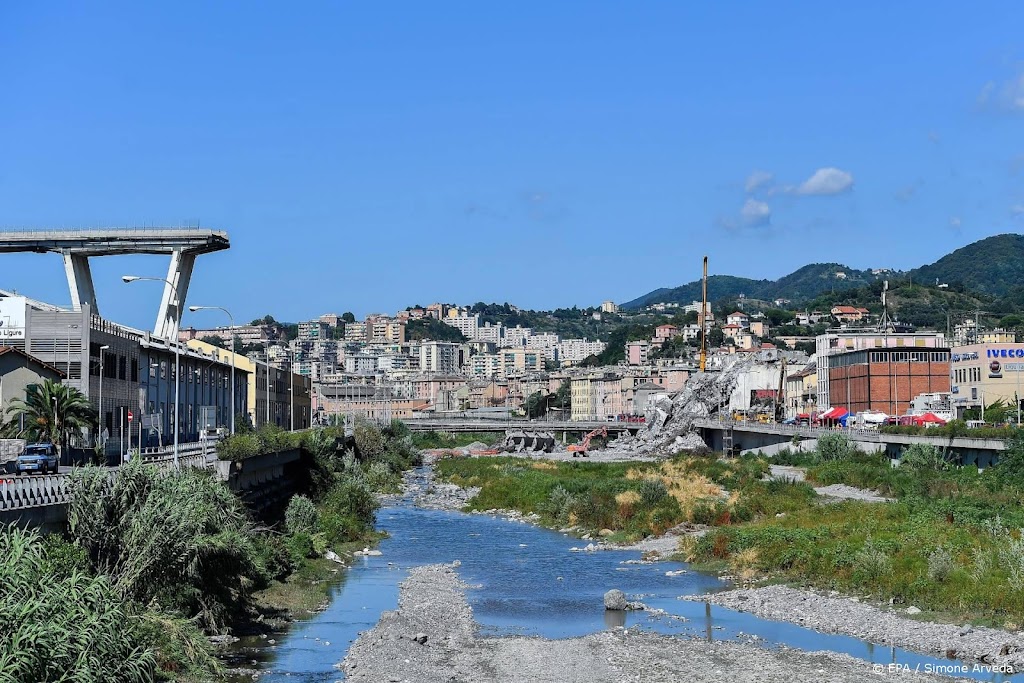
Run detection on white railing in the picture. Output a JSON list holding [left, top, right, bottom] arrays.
[[0, 474, 71, 511], [1, 443, 217, 513]]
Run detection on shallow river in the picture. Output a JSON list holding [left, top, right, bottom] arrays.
[[233, 471, 1021, 682]]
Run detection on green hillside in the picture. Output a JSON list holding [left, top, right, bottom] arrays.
[[621, 233, 1024, 310], [909, 234, 1024, 296]]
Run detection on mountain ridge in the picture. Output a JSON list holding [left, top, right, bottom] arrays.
[[620, 233, 1024, 309]]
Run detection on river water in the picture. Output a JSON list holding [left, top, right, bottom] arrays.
[[232, 470, 1021, 682]]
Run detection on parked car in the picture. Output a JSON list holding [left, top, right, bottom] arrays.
[[16, 443, 59, 475]]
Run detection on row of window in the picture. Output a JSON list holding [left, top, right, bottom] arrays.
[[954, 367, 982, 383], [867, 351, 947, 363]]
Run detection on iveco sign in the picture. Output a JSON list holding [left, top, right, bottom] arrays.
[[986, 348, 1024, 358]]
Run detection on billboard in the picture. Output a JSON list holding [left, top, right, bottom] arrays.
[[0, 296, 26, 340]]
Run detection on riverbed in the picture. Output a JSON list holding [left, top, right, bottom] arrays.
[[234, 468, 1023, 682]]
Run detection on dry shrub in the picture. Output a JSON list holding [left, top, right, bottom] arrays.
[[629, 460, 725, 522], [711, 534, 730, 559], [730, 547, 759, 572], [531, 461, 557, 471], [677, 535, 698, 561], [567, 512, 579, 526], [616, 490, 641, 519]]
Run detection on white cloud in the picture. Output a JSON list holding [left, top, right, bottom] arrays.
[[793, 167, 854, 196], [740, 198, 771, 226], [978, 73, 1024, 113], [1012, 204, 1024, 219], [949, 216, 962, 232], [744, 170, 774, 194]]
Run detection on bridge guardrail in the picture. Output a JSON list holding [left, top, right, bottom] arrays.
[[1, 443, 216, 513]]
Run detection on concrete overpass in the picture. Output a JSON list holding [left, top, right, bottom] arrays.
[[404, 418, 642, 435], [404, 417, 1008, 468], [694, 419, 1007, 468], [0, 227, 229, 338]]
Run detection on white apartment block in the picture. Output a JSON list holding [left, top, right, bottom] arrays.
[[420, 341, 460, 374], [475, 322, 504, 344], [502, 326, 533, 348], [556, 338, 606, 362], [443, 314, 480, 339]]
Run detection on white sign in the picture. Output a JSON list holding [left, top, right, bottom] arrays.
[[0, 296, 26, 340]]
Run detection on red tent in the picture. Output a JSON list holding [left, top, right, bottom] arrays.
[[820, 407, 848, 421], [916, 412, 947, 426]]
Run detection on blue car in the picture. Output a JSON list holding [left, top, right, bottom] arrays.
[[16, 443, 59, 475]]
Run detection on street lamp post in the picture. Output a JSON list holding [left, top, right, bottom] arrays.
[[123, 276, 182, 468], [98, 344, 109, 450], [188, 306, 236, 435]]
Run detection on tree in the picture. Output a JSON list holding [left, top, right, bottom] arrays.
[[551, 380, 571, 409], [765, 308, 796, 326], [707, 327, 725, 347], [5, 380, 96, 457], [200, 335, 226, 349], [341, 312, 356, 323], [524, 392, 549, 419]]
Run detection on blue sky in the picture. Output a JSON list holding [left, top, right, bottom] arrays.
[[1, 2, 1023, 328]]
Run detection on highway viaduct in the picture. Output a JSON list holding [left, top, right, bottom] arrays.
[[403, 417, 1007, 468]]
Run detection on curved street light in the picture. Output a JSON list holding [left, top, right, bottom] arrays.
[[188, 306, 236, 435], [122, 275, 181, 468]]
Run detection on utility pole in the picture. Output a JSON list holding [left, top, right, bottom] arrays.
[[700, 255, 708, 372]]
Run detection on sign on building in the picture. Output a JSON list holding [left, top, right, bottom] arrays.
[[0, 296, 27, 340]]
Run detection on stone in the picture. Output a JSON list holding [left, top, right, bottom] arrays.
[[958, 625, 974, 636], [906, 606, 921, 615], [598, 529, 614, 537], [325, 550, 345, 564], [413, 632, 428, 645], [604, 589, 627, 611]]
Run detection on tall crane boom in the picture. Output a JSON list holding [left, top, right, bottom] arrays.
[[700, 255, 708, 372]]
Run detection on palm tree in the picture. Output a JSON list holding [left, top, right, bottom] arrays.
[[5, 379, 96, 457]]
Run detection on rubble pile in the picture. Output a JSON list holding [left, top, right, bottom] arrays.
[[615, 356, 757, 456]]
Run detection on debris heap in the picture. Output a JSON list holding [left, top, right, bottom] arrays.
[[617, 356, 757, 455]]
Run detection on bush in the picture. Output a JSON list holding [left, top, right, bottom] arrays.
[[354, 421, 386, 459], [637, 478, 668, 506], [900, 443, 951, 473], [541, 485, 573, 523], [67, 460, 269, 632], [285, 495, 319, 535], [926, 547, 955, 581], [364, 460, 401, 493], [852, 538, 892, 586], [285, 532, 315, 563], [816, 433, 853, 462], [0, 526, 157, 683]]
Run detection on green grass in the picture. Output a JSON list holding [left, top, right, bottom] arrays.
[[436, 453, 815, 540], [680, 447, 1024, 626]]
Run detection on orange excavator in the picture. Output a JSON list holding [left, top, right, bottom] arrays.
[[568, 427, 607, 457]]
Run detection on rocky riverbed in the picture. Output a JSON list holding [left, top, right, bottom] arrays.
[[690, 585, 1024, 672], [341, 564, 961, 683]]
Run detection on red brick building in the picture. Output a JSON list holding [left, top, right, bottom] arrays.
[[827, 348, 950, 415]]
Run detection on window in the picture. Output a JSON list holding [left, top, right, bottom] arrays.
[[118, 355, 126, 380], [131, 358, 138, 382]]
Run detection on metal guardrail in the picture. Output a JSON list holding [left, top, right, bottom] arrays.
[[0, 442, 216, 513]]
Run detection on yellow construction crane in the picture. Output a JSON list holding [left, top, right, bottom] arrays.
[[699, 256, 708, 372]]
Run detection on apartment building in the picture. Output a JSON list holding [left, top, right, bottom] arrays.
[[556, 338, 606, 362], [475, 322, 504, 344], [626, 340, 650, 366], [420, 341, 460, 374], [570, 373, 623, 421], [503, 326, 533, 348], [443, 313, 480, 339]]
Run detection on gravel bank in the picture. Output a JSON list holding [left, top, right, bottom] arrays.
[[341, 564, 959, 683], [769, 464, 894, 502], [690, 584, 1024, 671]]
